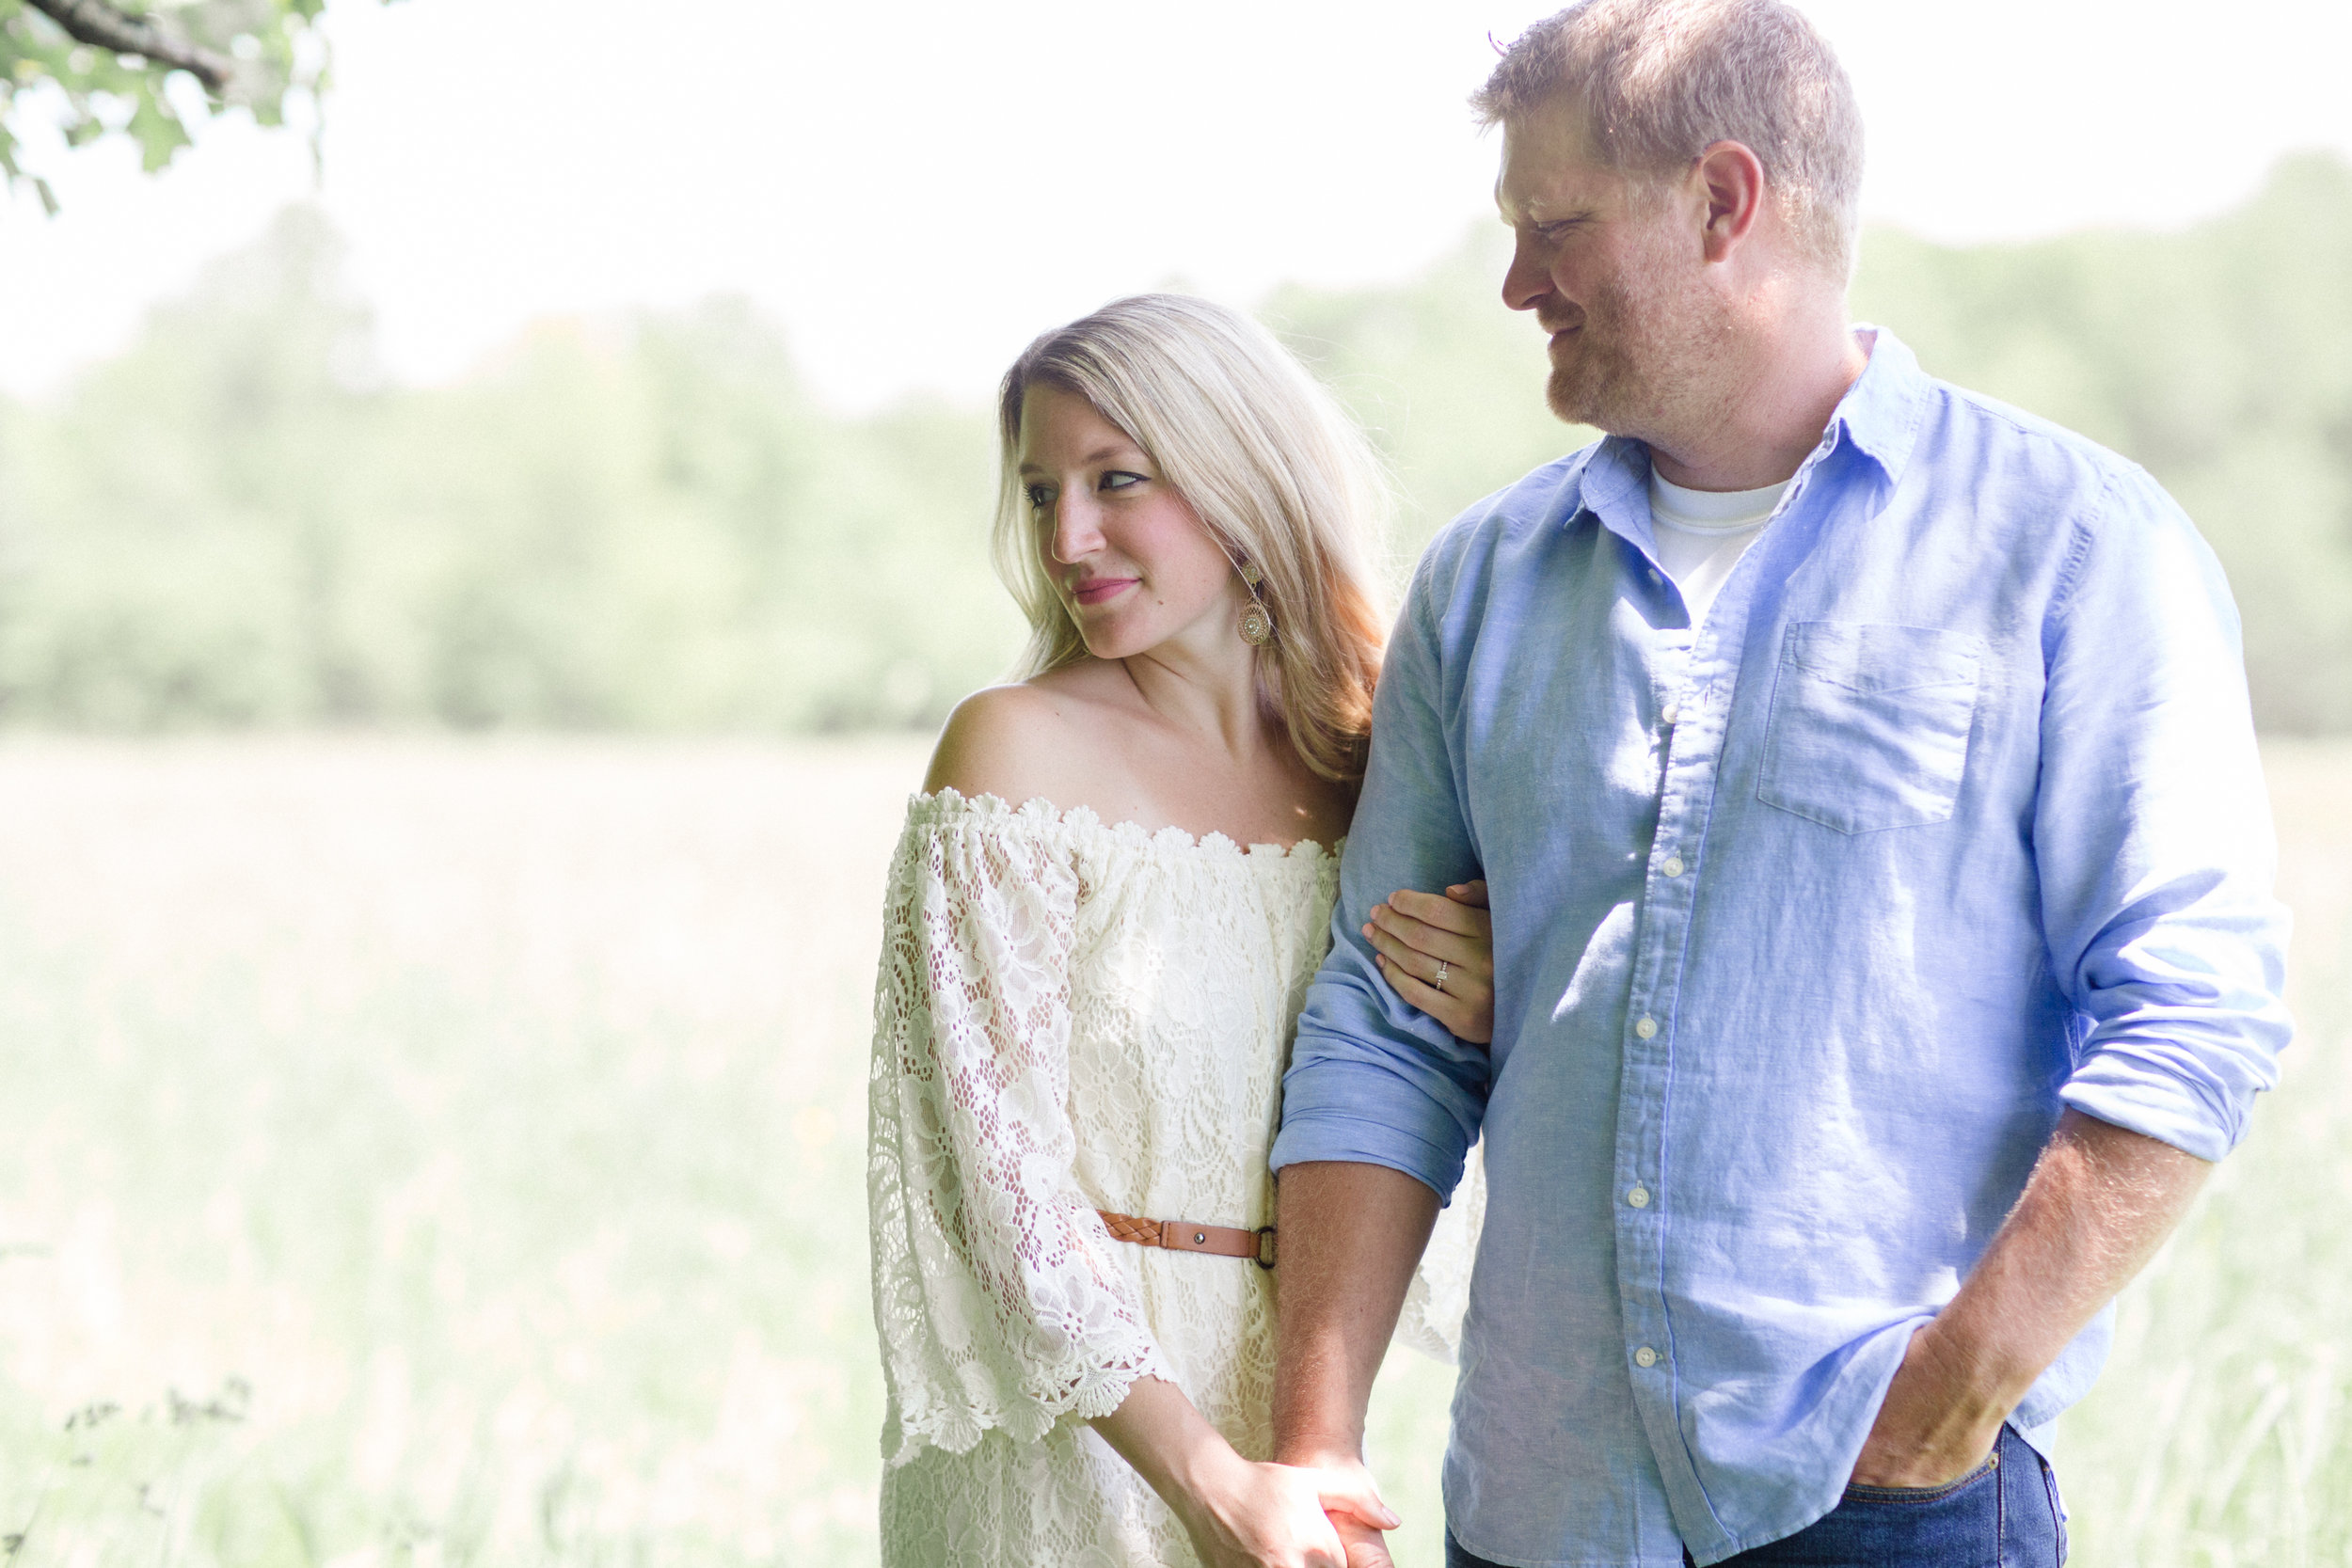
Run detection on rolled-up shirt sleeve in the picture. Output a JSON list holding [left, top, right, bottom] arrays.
[[2037, 464, 2294, 1162], [1271, 543, 1492, 1201]]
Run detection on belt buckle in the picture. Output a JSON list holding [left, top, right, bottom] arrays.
[[1254, 1226, 1278, 1270]]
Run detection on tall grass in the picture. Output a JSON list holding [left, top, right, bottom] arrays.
[[0, 739, 904, 1565], [0, 738, 2342, 1566]]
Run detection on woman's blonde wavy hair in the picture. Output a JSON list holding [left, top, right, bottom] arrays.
[[993, 293, 1391, 785]]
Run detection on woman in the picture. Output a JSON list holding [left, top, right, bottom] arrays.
[[868, 294, 1492, 1568]]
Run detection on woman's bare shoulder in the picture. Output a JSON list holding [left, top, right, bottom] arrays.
[[923, 670, 1131, 807]]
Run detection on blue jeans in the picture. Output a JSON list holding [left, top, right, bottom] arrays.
[[1445, 1424, 2066, 1567]]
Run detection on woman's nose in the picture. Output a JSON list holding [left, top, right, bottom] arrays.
[[1049, 496, 1105, 563]]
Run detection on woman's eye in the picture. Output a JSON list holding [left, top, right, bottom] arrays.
[[1100, 470, 1146, 493], [1025, 483, 1053, 510]]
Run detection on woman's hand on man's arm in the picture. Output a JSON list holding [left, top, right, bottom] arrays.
[[1364, 880, 1495, 1043]]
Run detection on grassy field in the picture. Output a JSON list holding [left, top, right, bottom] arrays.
[[0, 736, 2343, 1567]]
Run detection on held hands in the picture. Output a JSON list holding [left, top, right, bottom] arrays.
[[1172, 1449, 1399, 1568], [1319, 1456, 1402, 1568], [1092, 1376, 1396, 1568], [1365, 880, 1495, 1043]]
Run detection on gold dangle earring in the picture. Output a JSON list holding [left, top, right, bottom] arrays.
[[1237, 562, 1275, 647]]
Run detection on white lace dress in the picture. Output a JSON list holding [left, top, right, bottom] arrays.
[[867, 790, 1480, 1567]]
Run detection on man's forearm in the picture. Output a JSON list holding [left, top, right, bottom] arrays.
[[1857, 1108, 2212, 1483], [1271, 1161, 1441, 1465], [1939, 1109, 2211, 1397]]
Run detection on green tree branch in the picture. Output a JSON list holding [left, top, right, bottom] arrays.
[[0, 0, 372, 214], [24, 0, 233, 91]]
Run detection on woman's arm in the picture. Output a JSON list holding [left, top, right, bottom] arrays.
[[1089, 1376, 1396, 1568], [868, 794, 1159, 1460]]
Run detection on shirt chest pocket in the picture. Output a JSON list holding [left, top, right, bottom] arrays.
[[1757, 622, 1984, 833]]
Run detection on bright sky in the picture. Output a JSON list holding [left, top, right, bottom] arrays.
[[3, 0, 2348, 411]]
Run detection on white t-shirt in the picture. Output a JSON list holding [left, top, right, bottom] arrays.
[[1646, 468, 1788, 625]]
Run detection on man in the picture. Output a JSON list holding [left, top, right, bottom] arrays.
[[1266, 3, 2294, 1565]]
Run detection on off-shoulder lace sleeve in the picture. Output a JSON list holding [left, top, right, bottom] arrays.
[[866, 797, 1169, 1465]]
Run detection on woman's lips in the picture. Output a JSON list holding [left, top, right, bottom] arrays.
[[1073, 578, 1138, 607]]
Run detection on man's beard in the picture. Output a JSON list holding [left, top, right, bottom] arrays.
[[1542, 242, 1730, 439]]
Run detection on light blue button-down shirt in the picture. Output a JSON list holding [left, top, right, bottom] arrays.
[[1269, 329, 2292, 1567]]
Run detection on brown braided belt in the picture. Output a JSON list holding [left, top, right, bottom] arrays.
[[1097, 1209, 1277, 1270]]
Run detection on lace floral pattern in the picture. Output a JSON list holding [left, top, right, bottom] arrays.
[[868, 790, 1481, 1567]]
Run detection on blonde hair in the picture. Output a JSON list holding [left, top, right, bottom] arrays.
[[1473, 0, 1864, 277], [993, 293, 1390, 784]]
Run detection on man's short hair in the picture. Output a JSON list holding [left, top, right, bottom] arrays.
[[1473, 0, 1864, 277]]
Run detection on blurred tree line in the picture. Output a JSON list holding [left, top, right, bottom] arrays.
[[0, 207, 1017, 729], [2, 150, 2347, 734]]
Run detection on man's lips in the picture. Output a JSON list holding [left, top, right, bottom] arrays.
[[1072, 578, 1138, 607]]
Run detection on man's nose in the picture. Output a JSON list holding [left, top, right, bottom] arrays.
[[1502, 233, 1551, 313]]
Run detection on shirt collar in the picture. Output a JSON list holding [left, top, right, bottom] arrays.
[[1830, 325, 1930, 483], [1565, 325, 1932, 542]]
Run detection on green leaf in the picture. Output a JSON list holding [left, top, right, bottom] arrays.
[[125, 80, 190, 171]]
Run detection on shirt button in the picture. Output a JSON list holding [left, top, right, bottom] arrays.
[[1661, 856, 1685, 879], [1633, 1015, 1659, 1039], [1635, 1346, 1660, 1369], [1661, 703, 1679, 724], [1627, 1185, 1650, 1208]]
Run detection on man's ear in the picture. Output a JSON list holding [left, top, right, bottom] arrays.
[[1694, 139, 1767, 262]]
